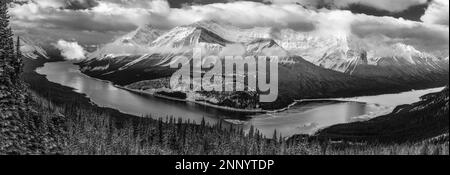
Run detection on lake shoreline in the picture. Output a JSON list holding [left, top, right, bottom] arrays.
[[114, 85, 270, 114], [78, 61, 446, 115], [39, 61, 447, 116], [34, 60, 447, 138]]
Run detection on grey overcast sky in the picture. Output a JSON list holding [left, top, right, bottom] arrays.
[[8, 0, 449, 57]]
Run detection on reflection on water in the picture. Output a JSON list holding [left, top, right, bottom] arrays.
[[37, 61, 248, 125], [37, 61, 442, 137], [245, 101, 384, 137], [336, 87, 446, 107]]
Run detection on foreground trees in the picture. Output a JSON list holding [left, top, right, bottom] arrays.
[[1, 0, 22, 84], [1, 0, 55, 155]]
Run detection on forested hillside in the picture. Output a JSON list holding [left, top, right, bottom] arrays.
[[316, 86, 449, 143], [1, 0, 63, 154], [1, 1, 448, 155]]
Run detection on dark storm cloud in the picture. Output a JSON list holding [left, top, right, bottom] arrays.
[[8, 0, 449, 59], [166, 0, 432, 21], [64, 0, 99, 10], [167, 0, 268, 8], [344, 3, 430, 22], [266, 0, 431, 21], [13, 0, 100, 10]]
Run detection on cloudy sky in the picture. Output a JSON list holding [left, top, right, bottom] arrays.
[[8, 0, 449, 57]]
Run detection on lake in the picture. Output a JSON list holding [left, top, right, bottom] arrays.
[[37, 61, 445, 137]]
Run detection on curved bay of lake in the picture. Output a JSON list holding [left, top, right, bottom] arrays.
[[37, 61, 445, 137]]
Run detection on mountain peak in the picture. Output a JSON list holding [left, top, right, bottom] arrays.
[[88, 21, 447, 75], [87, 25, 165, 59], [131, 25, 164, 46], [14, 35, 49, 60]]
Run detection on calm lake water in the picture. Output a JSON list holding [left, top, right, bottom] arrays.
[[37, 61, 444, 137]]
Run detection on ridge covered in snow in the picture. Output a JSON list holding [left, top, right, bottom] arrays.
[[16, 36, 49, 60], [87, 24, 165, 60], [87, 20, 448, 73]]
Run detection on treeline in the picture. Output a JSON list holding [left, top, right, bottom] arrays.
[[25, 69, 289, 155], [1, 0, 23, 85], [18, 44, 450, 155], [24, 62, 449, 155], [32, 86, 449, 155], [1, 0, 61, 154], [3, 0, 448, 155], [316, 86, 449, 143]]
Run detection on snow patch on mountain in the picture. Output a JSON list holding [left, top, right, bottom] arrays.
[[87, 24, 164, 60], [87, 20, 448, 74], [17, 37, 49, 60]]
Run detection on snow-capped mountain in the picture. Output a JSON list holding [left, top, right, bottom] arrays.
[[192, 20, 272, 43], [80, 20, 448, 92], [83, 21, 297, 75], [78, 20, 448, 110], [312, 40, 443, 74], [149, 23, 229, 54], [273, 29, 447, 74], [87, 24, 164, 60], [197, 21, 447, 74], [16, 36, 49, 60], [86, 20, 448, 75], [375, 43, 440, 66]]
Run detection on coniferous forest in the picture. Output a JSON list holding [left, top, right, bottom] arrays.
[[1, 0, 449, 155]]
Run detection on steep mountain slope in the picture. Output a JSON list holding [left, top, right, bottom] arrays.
[[14, 36, 49, 60], [277, 30, 447, 74], [79, 22, 293, 85], [87, 24, 164, 60], [261, 56, 446, 109], [79, 21, 449, 110], [316, 86, 449, 143], [83, 20, 448, 74]]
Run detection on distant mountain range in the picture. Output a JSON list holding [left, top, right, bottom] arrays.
[[84, 20, 448, 73], [73, 20, 449, 110]]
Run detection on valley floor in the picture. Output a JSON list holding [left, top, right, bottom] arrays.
[[2, 58, 445, 155]]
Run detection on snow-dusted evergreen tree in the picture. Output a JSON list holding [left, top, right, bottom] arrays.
[[1, 0, 23, 84], [0, 0, 14, 85]]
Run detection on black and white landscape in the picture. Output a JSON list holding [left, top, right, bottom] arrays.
[[1, 0, 449, 155]]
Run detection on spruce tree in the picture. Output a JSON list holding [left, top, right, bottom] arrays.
[[14, 35, 23, 79], [0, 0, 14, 84], [0, 1, 8, 82]]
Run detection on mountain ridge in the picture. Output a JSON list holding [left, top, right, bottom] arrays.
[[14, 36, 49, 60], [77, 20, 449, 110], [85, 20, 448, 73]]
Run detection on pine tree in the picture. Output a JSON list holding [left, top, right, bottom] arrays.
[[248, 125, 254, 139], [14, 35, 23, 78], [272, 129, 277, 142], [0, 0, 14, 84]]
